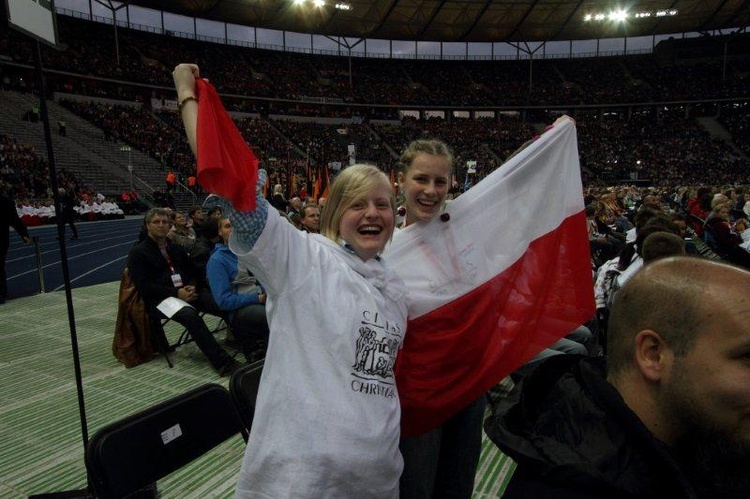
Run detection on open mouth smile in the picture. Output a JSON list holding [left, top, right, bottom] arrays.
[[358, 225, 383, 235]]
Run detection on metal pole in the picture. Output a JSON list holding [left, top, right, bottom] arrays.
[[34, 39, 91, 458], [33, 235, 45, 293]]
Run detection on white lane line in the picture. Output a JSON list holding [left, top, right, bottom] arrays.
[[52, 255, 129, 291], [6, 233, 138, 263], [8, 241, 135, 280]]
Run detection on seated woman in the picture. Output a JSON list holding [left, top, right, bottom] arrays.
[[206, 215, 269, 362], [704, 201, 750, 269], [689, 192, 713, 238]]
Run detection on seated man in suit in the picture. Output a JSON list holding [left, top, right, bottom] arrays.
[[128, 208, 239, 376], [486, 257, 750, 498]]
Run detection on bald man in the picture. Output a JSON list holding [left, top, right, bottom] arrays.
[[486, 257, 750, 498]]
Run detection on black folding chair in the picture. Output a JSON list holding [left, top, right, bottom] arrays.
[[85, 384, 248, 499], [149, 308, 231, 368], [229, 359, 265, 432]]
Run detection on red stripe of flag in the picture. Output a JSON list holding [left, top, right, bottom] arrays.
[[396, 211, 594, 437]]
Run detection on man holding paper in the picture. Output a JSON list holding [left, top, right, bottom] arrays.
[[128, 207, 239, 376]]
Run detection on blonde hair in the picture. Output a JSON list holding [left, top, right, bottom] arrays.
[[398, 139, 454, 173], [273, 184, 283, 195], [320, 164, 396, 246]]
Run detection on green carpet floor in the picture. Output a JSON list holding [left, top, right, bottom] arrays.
[[0, 282, 514, 497]]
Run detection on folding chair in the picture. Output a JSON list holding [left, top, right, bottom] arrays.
[[229, 359, 265, 432], [85, 384, 248, 499], [150, 309, 230, 368]]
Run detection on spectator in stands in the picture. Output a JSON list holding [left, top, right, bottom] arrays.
[[594, 200, 627, 245], [686, 186, 710, 214], [206, 216, 269, 362], [286, 211, 302, 230], [206, 205, 222, 222], [167, 211, 196, 252], [190, 210, 222, 314], [128, 208, 239, 376], [269, 184, 287, 212], [704, 199, 750, 269], [641, 231, 686, 264], [594, 216, 680, 319], [712, 193, 733, 213], [165, 170, 176, 192], [733, 187, 746, 214], [394, 139, 483, 499], [299, 203, 320, 233], [689, 192, 713, 238], [1, 191, 30, 304], [587, 204, 619, 263], [485, 257, 750, 498], [188, 205, 205, 235], [625, 207, 659, 244], [668, 212, 699, 255], [640, 193, 662, 211], [287, 196, 302, 216], [187, 205, 204, 225]]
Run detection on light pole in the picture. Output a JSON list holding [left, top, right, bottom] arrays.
[[120, 145, 132, 190]]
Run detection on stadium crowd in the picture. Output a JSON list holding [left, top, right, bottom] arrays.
[[1, 16, 748, 107]]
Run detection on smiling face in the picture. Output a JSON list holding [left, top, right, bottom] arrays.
[[399, 152, 451, 226], [338, 185, 395, 261]]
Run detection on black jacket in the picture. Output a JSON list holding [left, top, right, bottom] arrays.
[[1, 194, 29, 246], [484, 356, 697, 499], [127, 236, 198, 311]]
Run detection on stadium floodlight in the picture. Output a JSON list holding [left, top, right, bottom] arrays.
[[608, 9, 628, 22], [313, 0, 325, 7], [335, 2, 351, 10], [586, 8, 676, 23], [293, 0, 305, 5]]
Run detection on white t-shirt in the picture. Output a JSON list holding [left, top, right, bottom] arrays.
[[233, 212, 408, 498]]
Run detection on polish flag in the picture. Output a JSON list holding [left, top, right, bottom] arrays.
[[387, 117, 595, 438], [195, 78, 259, 211]]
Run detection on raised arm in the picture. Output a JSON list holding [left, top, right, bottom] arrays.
[[172, 63, 270, 253], [172, 63, 200, 155]]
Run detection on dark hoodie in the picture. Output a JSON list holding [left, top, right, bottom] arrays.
[[484, 355, 697, 499]]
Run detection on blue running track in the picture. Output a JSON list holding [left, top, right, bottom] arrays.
[[5, 217, 143, 300]]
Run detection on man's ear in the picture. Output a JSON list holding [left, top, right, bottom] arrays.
[[633, 329, 672, 382]]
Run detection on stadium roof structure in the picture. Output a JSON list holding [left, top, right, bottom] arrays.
[[124, 0, 749, 43]]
